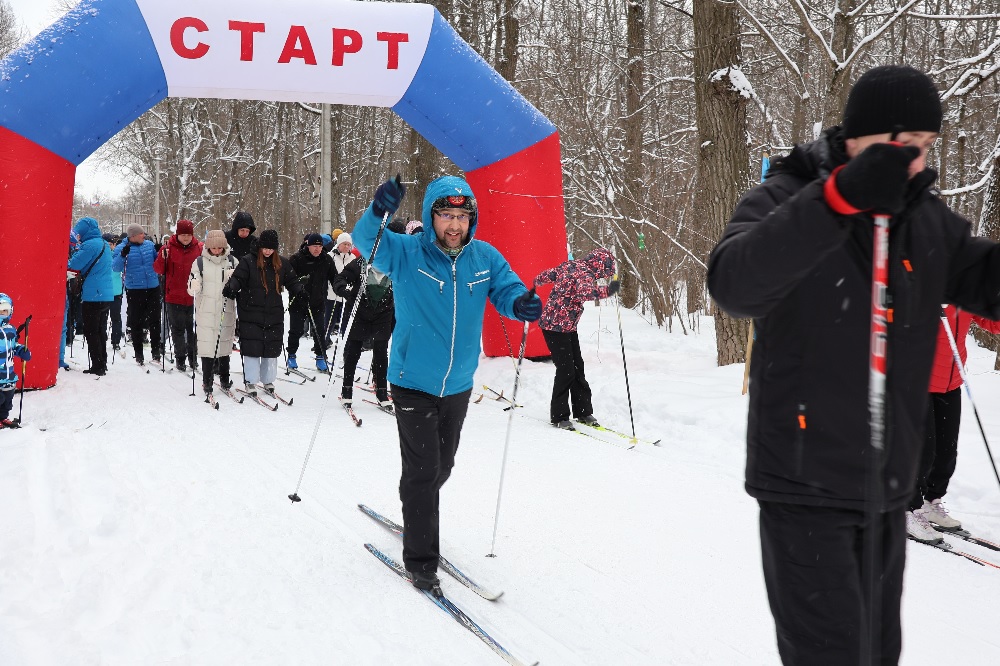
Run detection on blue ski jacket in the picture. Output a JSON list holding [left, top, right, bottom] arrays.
[[112, 238, 159, 290], [68, 218, 114, 303], [352, 176, 528, 397]]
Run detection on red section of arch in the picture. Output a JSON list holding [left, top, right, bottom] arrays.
[[0, 127, 75, 389], [467, 131, 565, 359]]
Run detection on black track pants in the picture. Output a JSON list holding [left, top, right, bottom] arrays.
[[542, 329, 593, 422]]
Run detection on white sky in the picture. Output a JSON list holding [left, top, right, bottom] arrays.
[[7, 0, 130, 200]]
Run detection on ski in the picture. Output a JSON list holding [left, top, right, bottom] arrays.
[[235, 387, 279, 411], [939, 528, 1000, 552], [340, 399, 362, 426], [1, 419, 21, 429], [362, 398, 395, 416], [262, 387, 294, 406], [364, 544, 534, 666], [574, 420, 662, 447], [909, 535, 1000, 570], [358, 504, 502, 601], [204, 393, 220, 410], [285, 367, 316, 382], [215, 383, 245, 404], [482, 384, 658, 448]]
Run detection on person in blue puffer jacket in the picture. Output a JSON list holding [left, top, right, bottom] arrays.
[[351, 174, 542, 594], [68, 217, 114, 375], [0, 293, 31, 427], [112, 223, 162, 365]]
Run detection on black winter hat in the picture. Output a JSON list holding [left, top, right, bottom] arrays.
[[842, 65, 942, 139], [259, 229, 279, 250], [305, 233, 324, 246]]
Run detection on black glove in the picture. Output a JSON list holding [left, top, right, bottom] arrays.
[[222, 285, 236, 299], [830, 143, 920, 215], [607, 280, 621, 297], [120, 242, 131, 258], [372, 174, 406, 218], [512, 289, 542, 322]]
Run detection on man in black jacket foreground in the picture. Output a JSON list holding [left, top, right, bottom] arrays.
[[708, 65, 1000, 665]]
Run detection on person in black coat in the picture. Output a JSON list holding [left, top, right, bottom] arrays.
[[708, 65, 1000, 666], [287, 233, 339, 372], [225, 211, 259, 262], [222, 230, 301, 395], [332, 257, 394, 408]]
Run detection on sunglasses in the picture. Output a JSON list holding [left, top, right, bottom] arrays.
[[435, 212, 471, 222]]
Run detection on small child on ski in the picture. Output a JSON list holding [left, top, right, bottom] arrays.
[[0, 293, 31, 428], [534, 248, 619, 430]]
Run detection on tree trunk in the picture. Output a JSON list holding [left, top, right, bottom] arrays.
[[692, 0, 753, 366], [619, 0, 646, 309]]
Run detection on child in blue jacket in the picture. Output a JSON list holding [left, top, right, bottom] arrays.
[[0, 293, 31, 428]]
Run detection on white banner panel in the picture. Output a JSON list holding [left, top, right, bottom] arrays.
[[135, 0, 434, 106]]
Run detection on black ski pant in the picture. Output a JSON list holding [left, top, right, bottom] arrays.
[[542, 329, 593, 423], [909, 388, 962, 511], [758, 501, 906, 666], [287, 308, 324, 357], [200, 355, 231, 391], [343, 338, 387, 390], [0, 388, 14, 421], [391, 384, 472, 575], [82, 301, 111, 373], [109, 294, 123, 347], [125, 287, 162, 362], [166, 303, 197, 367]]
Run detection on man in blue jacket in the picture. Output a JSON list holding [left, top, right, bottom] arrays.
[[352, 175, 542, 595], [68, 218, 114, 375]]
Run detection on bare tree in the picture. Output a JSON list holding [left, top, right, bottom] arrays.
[[693, 1, 753, 365]]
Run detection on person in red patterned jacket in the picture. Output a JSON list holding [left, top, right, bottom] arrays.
[[154, 220, 204, 373], [906, 305, 1000, 544], [535, 247, 619, 429]]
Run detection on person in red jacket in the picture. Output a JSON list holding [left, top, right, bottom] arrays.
[[906, 305, 1000, 543], [154, 220, 204, 372]]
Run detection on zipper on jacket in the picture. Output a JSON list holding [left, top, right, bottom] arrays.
[[418, 268, 445, 294], [795, 403, 807, 476], [440, 261, 459, 397], [467, 277, 489, 294]]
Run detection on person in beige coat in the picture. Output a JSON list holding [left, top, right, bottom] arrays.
[[188, 230, 238, 396]]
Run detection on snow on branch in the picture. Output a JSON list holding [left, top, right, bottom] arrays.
[[709, 66, 788, 149], [791, 0, 840, 66], [940, 164, 994, 196], [842, 0, 922, 69]]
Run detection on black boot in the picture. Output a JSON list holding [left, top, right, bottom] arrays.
[[410, 571, 442, 597], [341, 385, 353, 405]]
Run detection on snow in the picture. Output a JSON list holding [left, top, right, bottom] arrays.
[[4, 306, 1000, 664]]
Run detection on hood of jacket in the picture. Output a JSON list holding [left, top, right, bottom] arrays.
[[201, 244, 232, 262], [0, 293, 11, 325], [230, 212, 256, 235], [582, 248, 615, 279], [73, 217, 102, 243], [420, 176, 478, 251]]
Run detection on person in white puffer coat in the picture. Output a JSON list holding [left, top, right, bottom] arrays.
[[188, 230, 238, 397]]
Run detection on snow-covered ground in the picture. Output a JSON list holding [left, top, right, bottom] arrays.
[[3, 304, 1000, 665]]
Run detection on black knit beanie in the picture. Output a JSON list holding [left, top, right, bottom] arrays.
[[842, 65, 942, 139], [259, 229, 279, 250]]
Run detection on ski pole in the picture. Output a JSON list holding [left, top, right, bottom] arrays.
[[17, 315, 31, 424], [939, 310, 1000, 492], [864, 210, 891, 665], [614, 293, 637, 442], [488, 288, 534, 557], [290, 208, 393, 503], [189, 301, 197, 397]]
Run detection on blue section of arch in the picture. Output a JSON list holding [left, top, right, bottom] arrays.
[[0, 0, 166, 165], [391, 10, 555, 172]]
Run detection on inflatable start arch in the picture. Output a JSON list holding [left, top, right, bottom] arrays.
[[0, 0, 565, 388]]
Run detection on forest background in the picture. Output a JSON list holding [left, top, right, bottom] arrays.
[[4, 0, 1000, 366]]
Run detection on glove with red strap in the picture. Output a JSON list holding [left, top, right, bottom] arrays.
[[824, 142, 920, 216]]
